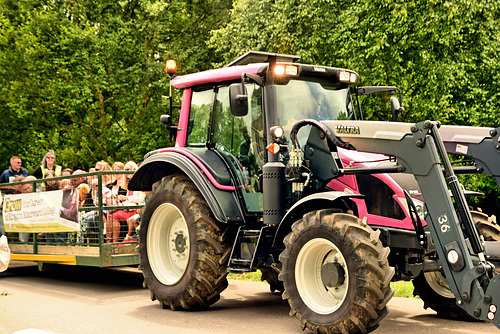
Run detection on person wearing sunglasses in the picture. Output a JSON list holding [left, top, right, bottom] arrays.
[[31, 150, 62, 189], [0, 156, 29, 194]]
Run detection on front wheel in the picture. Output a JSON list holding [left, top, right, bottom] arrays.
[[279, 210, 394, 334], [139, 174, 231, 310], [412, 271, 474, 320]]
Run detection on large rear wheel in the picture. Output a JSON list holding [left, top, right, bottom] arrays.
[[279, 210, 394, 334], [471, 210, 500, 241], [139, 174, 231, 310], [413, 210, 500, 320]]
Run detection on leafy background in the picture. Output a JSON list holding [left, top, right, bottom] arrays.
[[1, 0, 499, 213]]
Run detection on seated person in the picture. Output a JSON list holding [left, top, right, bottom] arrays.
[[80, 178, 113, 243]]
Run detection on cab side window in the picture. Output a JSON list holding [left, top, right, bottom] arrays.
[[212, 85, 264, 176], [212, 87, 244, 155], [187, 89, 212, 146], [186, 84, 264, 213]]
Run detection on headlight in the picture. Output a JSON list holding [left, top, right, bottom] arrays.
[[270, 126, 284, 140], [396, 196, 427, 221]]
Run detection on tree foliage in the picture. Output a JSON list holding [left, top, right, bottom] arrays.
[[0, 0, 231, 171], [1, 0, 500, 213], [210, 0, 500, 125], [209, 0, 500, 214]]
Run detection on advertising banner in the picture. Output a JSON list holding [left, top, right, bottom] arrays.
[[3, 189, 80, 232]]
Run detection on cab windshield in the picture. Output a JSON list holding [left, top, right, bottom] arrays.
[[275, 78, 352, 143]]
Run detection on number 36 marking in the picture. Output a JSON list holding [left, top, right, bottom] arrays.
[[438, 214, 451, 233]]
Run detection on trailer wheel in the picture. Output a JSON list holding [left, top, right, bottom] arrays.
[[279, 210, 394, 334], [139, 175, 231, 310], [412, 213, 500, 320]]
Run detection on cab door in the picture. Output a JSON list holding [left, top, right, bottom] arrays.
[[186, 83, 265, 214]]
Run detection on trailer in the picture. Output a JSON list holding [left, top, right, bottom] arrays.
[[1, 171, 142, 271]]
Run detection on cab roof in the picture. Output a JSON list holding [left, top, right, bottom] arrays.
[[171, 62, 266, 89], [171, 51, 301, 89], [171, 51, 358, 89]]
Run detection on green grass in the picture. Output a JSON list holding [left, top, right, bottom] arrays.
[[228, 270, 419, 299], [228, 271, 263, 282], [391, 281, 419, 299]]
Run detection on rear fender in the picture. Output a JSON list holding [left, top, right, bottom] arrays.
[[128, 148, 244, 223], [273, 192, 363, 249]]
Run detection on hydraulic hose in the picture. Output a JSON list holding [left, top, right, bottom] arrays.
[[289, 119, 356, 150]]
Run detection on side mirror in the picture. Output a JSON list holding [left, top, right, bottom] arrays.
[[160, 114, 172, 127], [229, 83, 248, 117], [160, 114, 178, 139], [390, 96, 404, 122]]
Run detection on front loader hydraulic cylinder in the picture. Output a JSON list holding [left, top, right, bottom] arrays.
[[426, 121, 485, 254]]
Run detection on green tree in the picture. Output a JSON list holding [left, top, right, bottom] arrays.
[[210, 0, 500, 214], [0, 0, 232, 171], [211, 0, 500, 126]]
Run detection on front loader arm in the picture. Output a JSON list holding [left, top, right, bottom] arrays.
[[314, 120, 500, 327], [440, 125, 500, 188]]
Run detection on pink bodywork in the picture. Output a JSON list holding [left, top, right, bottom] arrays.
[[167, 63, 424, 231], [328, 147, 427, 231]]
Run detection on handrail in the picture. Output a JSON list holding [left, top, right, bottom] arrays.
[[0, 170, 145, 248], [0, 170, 135, 191]]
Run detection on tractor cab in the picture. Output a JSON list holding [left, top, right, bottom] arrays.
[[164, 52, 365, 216]]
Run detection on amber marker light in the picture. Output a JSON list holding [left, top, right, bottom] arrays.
[[267, 143, 281, 154], [165, 59, 177, 75]]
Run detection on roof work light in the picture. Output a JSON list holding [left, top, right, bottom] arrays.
[[274, 64, 299, 76], [339, 70, 357, 83]]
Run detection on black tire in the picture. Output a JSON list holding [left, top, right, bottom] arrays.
[[138, 174, 232, 310], [279, 210, 394, 334], [412, 211, 500, 320], [471, 210, 500, 241], [260, 267, 284, 293], [412, 271, 474, 321]]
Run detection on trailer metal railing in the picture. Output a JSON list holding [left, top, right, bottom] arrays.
[[0, 171, 144, 270]]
